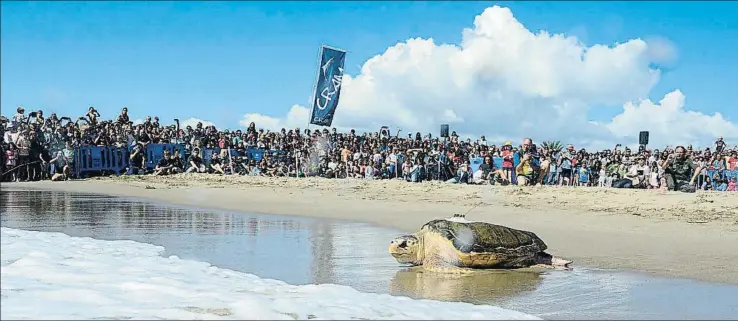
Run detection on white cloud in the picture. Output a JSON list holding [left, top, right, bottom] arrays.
[[603, 90, 737, 149], [179, 117, 215, 129], [644, 36, 678, 67], [239, 104, 310, 131], [240, 5, 736, 149]]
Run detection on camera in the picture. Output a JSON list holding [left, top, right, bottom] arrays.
[[28, 111, 38, 118]]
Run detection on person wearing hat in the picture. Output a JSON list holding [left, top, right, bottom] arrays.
[[500, 141, 514, 182]]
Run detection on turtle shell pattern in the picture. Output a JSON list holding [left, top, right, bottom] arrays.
[[421, 219, 547, 255]]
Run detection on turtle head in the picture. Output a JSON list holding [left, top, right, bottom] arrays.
[[388, 235, 421, 265]]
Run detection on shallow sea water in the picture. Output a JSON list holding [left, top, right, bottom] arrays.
[[2, 187, 737, 320]]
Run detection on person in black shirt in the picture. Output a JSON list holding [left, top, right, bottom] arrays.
[[154, 150, 174, 175], [28, 132, 43, 181], [170, 149, 184, 173], [128, 143, 146, 175], [209, 151, 225, 174], [136, 127, 151, 146], [186, 148, 206, 173], [38, 145, 52, 180], [116, 107, 129, 125], [715, 136, 726, 153], [479, 155, 507, 185]]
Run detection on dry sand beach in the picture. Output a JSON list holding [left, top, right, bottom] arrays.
[[8, 174, 738, 284]]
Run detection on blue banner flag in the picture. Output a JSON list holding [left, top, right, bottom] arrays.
[[310, 45, 346, 127]]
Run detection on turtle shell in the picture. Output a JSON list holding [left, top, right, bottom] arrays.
[[421, 219, 547, 255]]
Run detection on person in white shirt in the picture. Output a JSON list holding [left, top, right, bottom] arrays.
[[328, 159, 338, 171], [365, 164, 376, 179], [626, 157, 650, 188], [479, 136, 488, 147], [648, 162, 660, 189], [471, 167, 487, 184], [387, 150, 398, 178], [372, 149, 383, 167], [11, 106, 26, 132]]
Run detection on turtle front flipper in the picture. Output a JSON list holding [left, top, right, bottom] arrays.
[[423, 259, 476, 275], [421, 230, 472, 274]]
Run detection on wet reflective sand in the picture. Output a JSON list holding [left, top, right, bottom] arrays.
[[2, 187, 737, 320]]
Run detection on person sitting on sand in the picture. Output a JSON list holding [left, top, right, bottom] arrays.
[[186, 148, 207, 173], [127, 143, 146, 175], [446, 163, 469, 184], [660, 145, 701, 193], [154, 150, 176, 176], [473, 156, 507, 185], [727, 178, 737, 192], [625, 157, 650, 189], [170, 150, 184, 173], [209, 151, 225, 175], [48, 150, 72, 181]]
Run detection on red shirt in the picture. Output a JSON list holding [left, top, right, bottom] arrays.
[[501, 150, 513, 168]]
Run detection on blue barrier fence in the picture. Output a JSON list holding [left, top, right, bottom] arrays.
[[75, 145, 131, 175], [468, 154, 522, 183], [199, 148, 286, 166], [73, 144, 288, 177], [144, 144, 186, 169]]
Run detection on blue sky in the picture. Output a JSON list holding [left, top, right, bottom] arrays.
[[2, 1, 737, 137]]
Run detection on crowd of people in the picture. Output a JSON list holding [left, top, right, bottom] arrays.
[[2, 106, 736, 193]]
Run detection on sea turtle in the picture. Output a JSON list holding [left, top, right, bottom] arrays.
[[388, 214, 572, 273]]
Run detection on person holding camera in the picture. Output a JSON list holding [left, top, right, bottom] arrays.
[[660, 145, 701, 193], [515, 152, 536, 186], [625, 157, 650, 188], [86, 106, 100, 125], [515, 138, 543, 186], [127, 143, 147, 175]]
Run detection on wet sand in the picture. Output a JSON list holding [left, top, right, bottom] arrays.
[[8, 174, 738, 284]]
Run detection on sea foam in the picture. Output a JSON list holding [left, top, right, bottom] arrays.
[[1, 227, 540, 320]]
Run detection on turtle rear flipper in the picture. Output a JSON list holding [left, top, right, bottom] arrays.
[[534, 252, 573, 270]]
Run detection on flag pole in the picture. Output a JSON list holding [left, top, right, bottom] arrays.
[[307, 44, 325, 131], [303, 45, 325, 176]]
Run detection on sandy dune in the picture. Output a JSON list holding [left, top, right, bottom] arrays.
[[7, 174, 738, 284]]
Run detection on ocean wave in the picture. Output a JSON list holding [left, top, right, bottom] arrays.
[[0, 227, 540, 320]]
